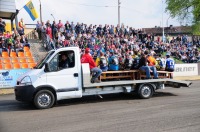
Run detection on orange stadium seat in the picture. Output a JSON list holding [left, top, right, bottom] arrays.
[[3, 58, 11, 63], [27, 58, 35, 63], [18, 52, 24, 57], [19, 58, 27, 63], [29, 63, 37, 68], [10, 51, 17, 57], [11, 58, 19, 63], [13, 63, 21, 69], [0, 64, 2, 69], [4, 63, 12, 69], [24, 46, 30, 52], [2, 52, 9, 57], [25, 52, 32, 57], [21, 63, 28, 69]]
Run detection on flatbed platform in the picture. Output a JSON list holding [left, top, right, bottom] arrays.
[[84, 79, 192, 88]]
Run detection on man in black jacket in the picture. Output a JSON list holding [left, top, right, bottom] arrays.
[[138, 51, 158, 79]]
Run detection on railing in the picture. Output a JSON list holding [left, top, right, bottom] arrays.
[[24, 24, 37, 40]]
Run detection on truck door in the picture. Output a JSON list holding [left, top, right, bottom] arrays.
[[46, 50, 81, 100]]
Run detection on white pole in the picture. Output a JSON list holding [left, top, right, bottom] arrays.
[[118, 0, 121, 25], [162, 0, 165, 43]]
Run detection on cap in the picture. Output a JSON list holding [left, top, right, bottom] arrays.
[[166, 53, 170, 56], [85, 48, 90, 53]]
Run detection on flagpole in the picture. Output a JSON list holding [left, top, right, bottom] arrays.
[[39, 0, 42, 23]]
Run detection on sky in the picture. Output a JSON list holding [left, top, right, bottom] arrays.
[[15, 0, 184, 28]]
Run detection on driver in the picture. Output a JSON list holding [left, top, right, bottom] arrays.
[[59, 54, 69, 69]]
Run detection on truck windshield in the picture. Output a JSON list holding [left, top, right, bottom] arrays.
[[34, 51, 55, 69]]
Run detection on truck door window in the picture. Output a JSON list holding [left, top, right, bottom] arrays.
[[49, 54, 59, 72], [58, 50, 75, 70]]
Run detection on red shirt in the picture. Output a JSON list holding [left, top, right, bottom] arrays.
[[81, 53, 96, 69], [46, 27, 52, 38]]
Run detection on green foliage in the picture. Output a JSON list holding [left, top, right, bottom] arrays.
[[192, 22, 200, 35], [166, 0, 200, 34]]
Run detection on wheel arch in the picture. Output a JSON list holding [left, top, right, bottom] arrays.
[[137, 83, 156, 92], [34, 85, 57, 102]]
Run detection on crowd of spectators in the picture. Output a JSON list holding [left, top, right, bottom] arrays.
[[0, 18, 30, 56], [35, 19, 200, 65]]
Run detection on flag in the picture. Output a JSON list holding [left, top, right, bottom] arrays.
[[24, 0, 38, 21]]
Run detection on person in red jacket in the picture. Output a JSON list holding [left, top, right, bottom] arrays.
[[81, 48, 102, 83]]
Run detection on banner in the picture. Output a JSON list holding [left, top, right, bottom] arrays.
[[24, 0, 38, 21], [0, 69, 30, 88], [173, 64, 198, 77]]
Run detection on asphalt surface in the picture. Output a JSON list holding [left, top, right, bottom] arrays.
[[0, 81, 200, 132]]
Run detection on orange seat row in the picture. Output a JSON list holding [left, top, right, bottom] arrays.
[[0, 57, 35, 63], [0, 63, 37, 69], [2, 51, 32, 58]]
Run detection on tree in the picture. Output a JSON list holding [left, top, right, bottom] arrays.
[[166, 0, 200, 35]]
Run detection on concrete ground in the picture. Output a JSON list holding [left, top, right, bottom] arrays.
[[0, 81, 200, 132]]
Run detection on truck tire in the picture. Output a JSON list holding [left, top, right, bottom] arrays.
[[138, 84, 154, 99], [34, 90, 55, 109]]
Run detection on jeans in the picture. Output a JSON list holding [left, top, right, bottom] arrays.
[[91, 67, 102, 81], [140, 66, 158, 79]]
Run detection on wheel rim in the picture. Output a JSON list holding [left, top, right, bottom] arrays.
[[38, 93, 51, 107], [141, 86, 151, 98]]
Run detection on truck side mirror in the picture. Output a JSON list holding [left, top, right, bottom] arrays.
[[44, 63, 50, 72]]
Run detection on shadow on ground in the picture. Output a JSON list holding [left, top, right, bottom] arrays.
[[0, 92, 177, 112]]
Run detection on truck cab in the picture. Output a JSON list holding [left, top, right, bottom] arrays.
[[15, 47, 83, 109]]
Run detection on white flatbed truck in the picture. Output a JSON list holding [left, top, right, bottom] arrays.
[[14, 47, 192, 109]]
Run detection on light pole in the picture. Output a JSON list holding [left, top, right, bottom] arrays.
[[118, 0, 121, 26], [51, 14, 55, 22], [39, 0, 42, 23], [162, 0, 165, 43]]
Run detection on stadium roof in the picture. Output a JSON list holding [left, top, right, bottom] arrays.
[[0, 0, 17, 20]]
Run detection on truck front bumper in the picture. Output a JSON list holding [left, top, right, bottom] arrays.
[[15, 85, 35, 102]]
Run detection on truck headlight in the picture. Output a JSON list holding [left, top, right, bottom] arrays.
[[19, 76, 32, 86]]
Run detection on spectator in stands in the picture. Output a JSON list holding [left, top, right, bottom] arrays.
[[0, 18, 6, 33], [138, 51, 158, 79], [18, 27, 24, 36], [81, 48, 102, 83]]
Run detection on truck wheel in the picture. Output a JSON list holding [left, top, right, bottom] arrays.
[[138, 84, 154, 99], [34, 90, 55, 109]]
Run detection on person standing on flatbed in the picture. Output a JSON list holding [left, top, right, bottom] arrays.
[[81, 48, 102, 83]]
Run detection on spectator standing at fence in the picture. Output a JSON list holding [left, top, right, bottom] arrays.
[[51, 21, 57, 40], [46, 24, 52, 39], [36, 21, 42, 40], [19, 18, 25, 32], [0, 18, 6, 33], [57, 20, 63, 32]]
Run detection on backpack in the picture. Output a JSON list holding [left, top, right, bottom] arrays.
[[100, 57, 107, 67], [125, 58, 133, 69], [166, 58, 175, 70], [156, 59, 163, 70], [131, 57, 140, 69], [112, 56, 119, 65]]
